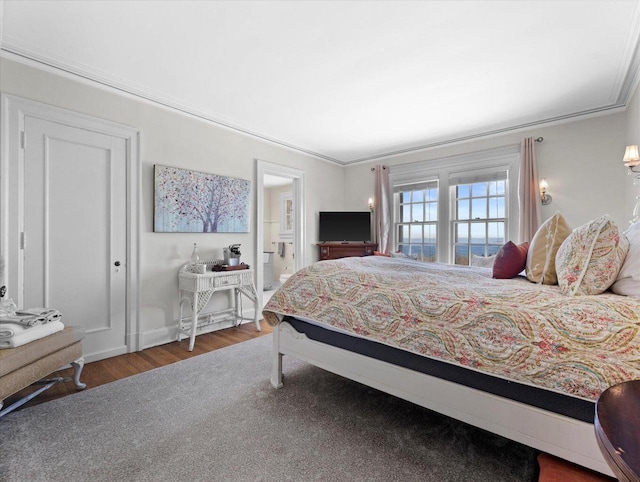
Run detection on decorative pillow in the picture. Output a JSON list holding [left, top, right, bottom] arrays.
[[628, 219, 640, 232], [492, 241, 529, 279], [470, 254, 496, 268], [611, 225, 640, 296], [555, 215, 629, 296], [390, 251, 418, 260], [525, 212, 572, 285]]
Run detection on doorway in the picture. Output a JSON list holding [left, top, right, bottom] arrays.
[[262, 175, 294, 307], [255, 160, 305, 310], [1, 94, 140, 362]]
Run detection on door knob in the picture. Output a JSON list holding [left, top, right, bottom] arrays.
[[114, 261, 121, 267]]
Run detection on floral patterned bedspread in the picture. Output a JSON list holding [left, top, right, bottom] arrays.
[[263, 256, 640, 401]]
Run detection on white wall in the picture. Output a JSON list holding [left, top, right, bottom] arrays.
[[0, 57, 345, 348], [345, 111, 630, 232]]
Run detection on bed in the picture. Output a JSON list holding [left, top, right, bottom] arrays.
[[262, 255, 640, 477]]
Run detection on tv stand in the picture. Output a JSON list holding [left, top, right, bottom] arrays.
[[317, 242, 377, 261]]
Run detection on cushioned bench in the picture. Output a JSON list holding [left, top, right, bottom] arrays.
[[0, 326, 86, 417]]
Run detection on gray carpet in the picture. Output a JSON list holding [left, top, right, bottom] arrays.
[[0, 335, 537, 481]]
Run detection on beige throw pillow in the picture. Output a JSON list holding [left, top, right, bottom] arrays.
[[525, 213, 571, 285]]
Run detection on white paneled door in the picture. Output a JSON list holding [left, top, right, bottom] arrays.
[[22, 116, 128, 361]]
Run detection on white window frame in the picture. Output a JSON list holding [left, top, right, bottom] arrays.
[[449, 167, 509, 265], [279, 191, 294, 240], [394, 179, 439, 261], [390, 145, 521, 264]]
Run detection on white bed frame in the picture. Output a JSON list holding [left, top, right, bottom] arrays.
[[271, 321, 613, 477]]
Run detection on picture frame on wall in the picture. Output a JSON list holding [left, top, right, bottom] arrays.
[[153, 164, 251, 233]]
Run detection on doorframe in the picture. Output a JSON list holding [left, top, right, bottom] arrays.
[[0, 94, 142, 352], [255, 160, 305, 307]]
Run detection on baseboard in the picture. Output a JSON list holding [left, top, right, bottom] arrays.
[[139, 308, 257, 351]]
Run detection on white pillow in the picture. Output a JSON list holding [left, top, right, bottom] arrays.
[[390, 251, 418, 260], [470, 254, 496, 268], [627, 219, 640, 232], [612, 226, 640, 296]]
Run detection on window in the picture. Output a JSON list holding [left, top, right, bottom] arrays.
[[395, 181, 438, 261], [450, 175, 507, 265], [389, 146, 520, 264], [279, 192, 293, 239]]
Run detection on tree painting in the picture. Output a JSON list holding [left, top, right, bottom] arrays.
[[154, 165, 250, 233]]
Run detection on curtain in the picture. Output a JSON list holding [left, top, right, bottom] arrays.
[[373, 165, 392, 253], [519, 137, 542, 242]]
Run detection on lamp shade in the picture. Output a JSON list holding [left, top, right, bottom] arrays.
[[623, 145, 640, 167], [539, 178, 548, 190]]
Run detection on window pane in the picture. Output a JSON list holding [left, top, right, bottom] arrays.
[[427, 202, 437, 222], [427, 188, 438, 201], [422, 245, 436, 262], [471, 182, 487, 197], [470, 223, 485, 244], [412, 190, 424, 202], [487, 222, 504, 243], [457, 199, 470, 220], [397, 244, 409, 255], [402, 205, 411, 222], [398, 225, 409, 243], [412, 203, 424, 222], [496, 180, 506, 195], [401, 192, 411, 203], [457, 185, 470, 198], [471, 244, 486, 258], [488, 245, 501, 256], [426, 224, 437, 241], [488, 197, 505, 218], [410, 225, 422, 243], [410, 245, 422, 258], [471, 198, 486, 219], [456, 223, 468, 243], [455, 245, 469, 265]]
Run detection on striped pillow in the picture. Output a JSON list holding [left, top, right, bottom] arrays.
[[525, 213, 572, 285]]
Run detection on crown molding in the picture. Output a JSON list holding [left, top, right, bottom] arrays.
[[0, 38, 343, 166], [612, 0, 640, 106], [346, 103, 627, 165]]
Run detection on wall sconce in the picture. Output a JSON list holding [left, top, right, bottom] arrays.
[[368, 197, 374, 213], [623, 145, 640, 178], [624, 145, 640, 223], [539, 178, 552, 205]]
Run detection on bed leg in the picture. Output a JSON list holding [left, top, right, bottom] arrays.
[[271, 326, 283, 389]]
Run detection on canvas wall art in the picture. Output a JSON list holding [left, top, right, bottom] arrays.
[[154, 165, 250, 233]]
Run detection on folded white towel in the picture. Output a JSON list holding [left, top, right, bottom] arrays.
[[0, 320, 64, 349], [0, 322, 36, 339], [3, 308, 63, 327]]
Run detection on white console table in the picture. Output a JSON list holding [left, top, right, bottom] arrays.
[[178, 264, 261, 351]]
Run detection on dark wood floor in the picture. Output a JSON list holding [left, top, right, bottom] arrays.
[[4, 320, 272, 411]]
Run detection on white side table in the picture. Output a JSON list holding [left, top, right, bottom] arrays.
[[178, 264, 260, 351]]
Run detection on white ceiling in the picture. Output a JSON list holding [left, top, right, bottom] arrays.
[[2, 0, 640, 165]]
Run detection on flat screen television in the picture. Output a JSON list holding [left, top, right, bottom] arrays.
[[319, 211, 371, 242]]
